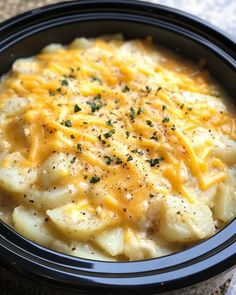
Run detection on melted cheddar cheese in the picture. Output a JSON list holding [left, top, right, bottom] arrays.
[[0, 35, 236, 261]]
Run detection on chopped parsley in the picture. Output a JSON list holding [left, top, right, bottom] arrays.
[[150, 131, 158, 141], [90, 176, 100, 183], [64, 120, 72, 127], [162, 105, 167, 110], [146, 120, 153, 127], [130, 107, 136, 121], [104, 129, 115, 139], [77, 143, 82, 153], [116, 157, 123, 164], [49, 89, 55, 96], [171, 125, 176, 131], [137, 107, 144, 115], [145, 86, 152, 93], [157, 86, 162, 92], [131, 149, 144, 155], [61, 79, 69, 86], [127, 154, 133, 161], [106, 119, 113, 127], [91, 75, 102, 84], [147, 157, 164, 167], [122, 85, 130, 93], [104, 155, 113, 165], [71, 156, 76, 163], [87, 101, 103, 113], [87, 94, 103, 113], [74, 104, 82, 113], [162, 117, 170, 123], [97, 135, 106, 144], [126, 131, 131, 138]]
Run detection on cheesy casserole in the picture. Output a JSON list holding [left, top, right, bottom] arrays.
[[0, 35, 235, 261]]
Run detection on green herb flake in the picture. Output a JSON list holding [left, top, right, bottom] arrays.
[[131, 149, 144, 155], [61, 79, 69, 86], [162, 105, 167, 110], [116, 157, 123, 164], [127, 154, 133, 162], [104, 129, 115, 139], [146, 120, 153, 127], [145, 86, 152, 93], [106, 120, 113, 127], [122, 85, 130, 93], [187, 107, 193, 111], [97, 135, 106, 144], [150, 131, 158, 141], [71, 156, 76, 163], [91, 75, 102, 84], [171, 125, 176, 131], [130, 107, 136, 121], [104, 155, 113, 165], [64, 120, 72, 127], [90, 176, 100, 184], [137, 107, 144, 115], [49, 90, 55, 96], [87, 101, 103, 113], [74, 104, 82, 113], [126, 131, 131, 138], [57, 87, 62, 93], [162, 117, 170, 123], [147, 157, 164, 167], [77, 143, 83, 153]]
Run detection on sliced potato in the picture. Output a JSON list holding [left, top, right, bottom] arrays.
[[124, 228, 157, 261], [69, 38, 92, 49], [158, 195, 215, 242], [47, 201, 118, 241], [12, 58, 38, 75], [39, 153, 71, 187], [13, 205, 54, 247], [95, 227, 124, 256], [0, 167, 37, 194], [51, 239, 115, 261], [213, 146, 236, 166], [22, 185, 77, 209], [2, 97, 27, 116], [213, 183, 236, 222]]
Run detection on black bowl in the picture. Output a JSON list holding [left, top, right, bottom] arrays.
[[0, 1, 235, 294]]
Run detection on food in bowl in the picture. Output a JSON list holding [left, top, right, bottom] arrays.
[[0, 35, 235, 261]]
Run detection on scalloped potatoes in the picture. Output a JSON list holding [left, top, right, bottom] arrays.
[[0, 35, 235, 261]]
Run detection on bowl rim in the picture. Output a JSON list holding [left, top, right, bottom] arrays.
[[0, 0, 235, 293]]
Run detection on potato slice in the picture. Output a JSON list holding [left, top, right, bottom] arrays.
[[39, 153, 71, 187], [158, 196, 215, 243], [0, 167, 37, 194], [13, 206, 54, 247], [213, 183, 236, 222], [47, 201, 118, 241], [213, 146, 236, 166], [95, 228, 124, 256], [23, 184, 77, 209], [51, 240, 115, 261], [124, 228, 157, 261]]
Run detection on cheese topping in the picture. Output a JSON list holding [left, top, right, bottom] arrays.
[[0, 35, 236, 261]]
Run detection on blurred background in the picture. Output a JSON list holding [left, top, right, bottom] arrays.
[[0, 0, 235, 40]]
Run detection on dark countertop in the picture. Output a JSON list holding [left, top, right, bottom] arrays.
[[0, 0, 235, 294]]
